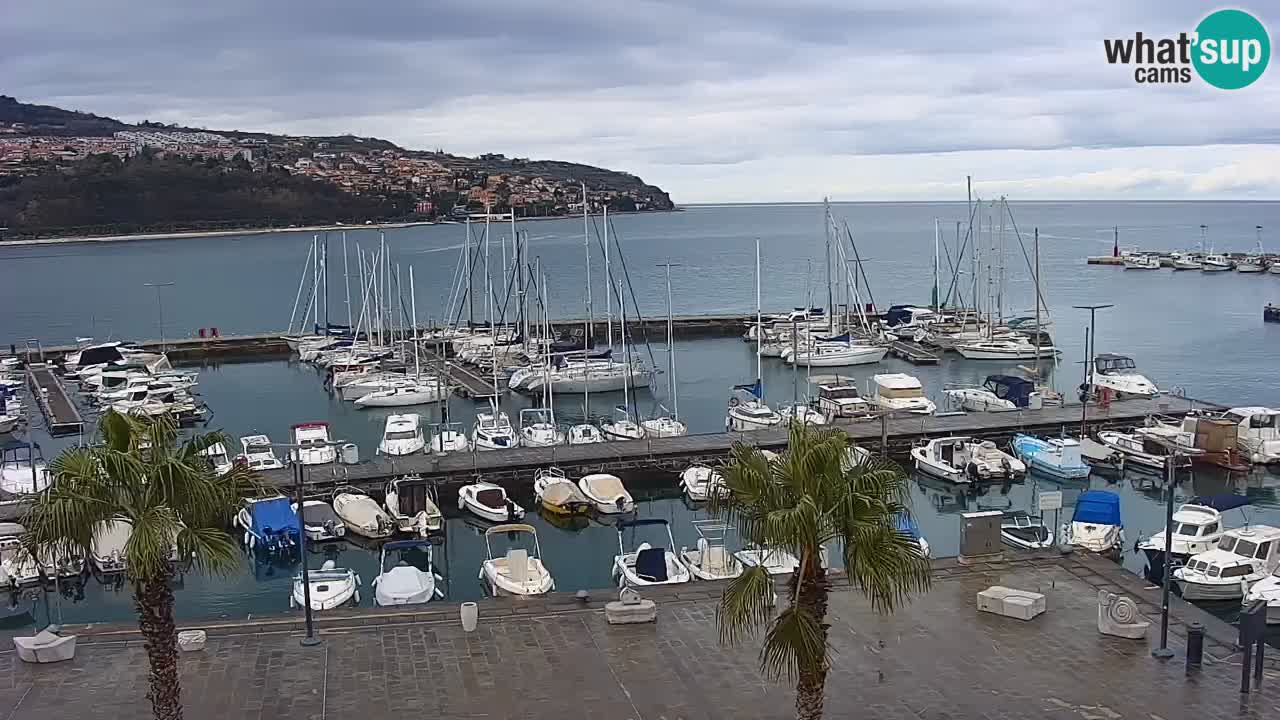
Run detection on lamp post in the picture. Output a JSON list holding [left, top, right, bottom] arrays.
[[1072, 304, 1113, 434], [143, 282, 176, 351], [1142, 433, 1202, 660]]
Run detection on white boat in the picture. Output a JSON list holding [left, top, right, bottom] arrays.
[[0, 442, 51, 501], [778, 403, 827, 426], [373, 540, 443, 606], [519, 408, 565, 447], [0, 415, 18, 435], [578, 473, 635, 514], [291, 422, 337, 465], [90, 518, 133, 574], [1122, 254, 1161, 270], [1000, 510, 1053, 550], [385, 475, 442, 536], [332, 488, 395, 538], [1096, 430, 1172, 470], [0, 537, 40, 587], [613, 518, 691, 587], [641, 415, 687, 438], [954, 338, 1059, 360], [238, 434, 285, 471], [481, 523, 555, 596], [292, 500, 346, 541], [1271, 262, 1280, 275], [533, 467, 593, 516], [567, 422, 606, 444], [458, 480, 525, 522], [871, 373, 936, 415], [680, 464, 726, 502], [910, 436, 1025, 482], [1244, 571, 1280, 623], [726, 396, 783, 432], [1065, 490, 1123, 554], [430, 422, 470, 454], [378, 414, 426, 456], [1090, 354, 1159, 398], [782, 341, 888, 367], [734, 546, 801, 575], [944, 375, 1042, 412], [1201, 253, 1233, 272], [1137, 495, 1248, 576], [336, 372, 409, 401], [1010, 434, 1091, 479], [812, 380, 875, 418], [1237, 257, 1265, 273], [679, 521, 744, 581], [1175, 525, 1280, 601], [1223, 407, 1280, 464], [1171, 253, 1201, 270], [292, 560, 360, 610], [601, 405, 646, 441], [471, 408, 518, 451]]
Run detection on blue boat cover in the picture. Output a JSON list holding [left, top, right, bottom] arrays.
[[732, 380, 763, 399], [885, 305, 913, 327], [1191, 494, 1250, 512], [894, 512, 922, 540], [250, 497, 300, 535], [635, 547, 668, 582], [984, 375, 1034, 407], [1073, 491, 1121, 525]]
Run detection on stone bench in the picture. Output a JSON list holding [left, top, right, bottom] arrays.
[[13, 629, 77, 663], [977, 586, 1046, 621]]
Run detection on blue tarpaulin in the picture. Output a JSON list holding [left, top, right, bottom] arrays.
[[894, 513, 922, 540], [250, 497, 300, 536], [1191, 494, 1251, 512], [1073, 490, 1122, 526]]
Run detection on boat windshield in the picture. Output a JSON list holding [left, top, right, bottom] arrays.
[[820, 387, 861, 400], [1218, 536, 1237, 552], [879, 387, 923, 399], [386, 430, 419, 440], [1096, 356, 1136, 373]]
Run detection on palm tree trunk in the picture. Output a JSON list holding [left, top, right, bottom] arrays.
[[794, 562, 831, 720], [135, 572, 183, 720]]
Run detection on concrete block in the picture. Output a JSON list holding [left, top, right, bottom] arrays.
[[977, 586, 1045, 621], [14, 630, 77, 663], [178, 630, 207, 652], [606, 587, 656, 624]]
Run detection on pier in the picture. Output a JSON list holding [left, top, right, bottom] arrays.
[[887, 339, 939, 365], [420, 349, 499, 398], [24, 363, 83, 436]]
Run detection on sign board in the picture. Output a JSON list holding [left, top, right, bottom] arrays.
[[1038, 491, 1063, 512]]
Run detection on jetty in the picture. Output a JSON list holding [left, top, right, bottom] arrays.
[[24, 363, 83, 436], [421, 349, 499, 398], [887, 339, 939, 365]]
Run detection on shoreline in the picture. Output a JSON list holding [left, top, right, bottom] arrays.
[[0, 207, 681, 247]]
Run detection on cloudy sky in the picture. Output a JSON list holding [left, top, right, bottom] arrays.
[[5, 1, 1278, 202]]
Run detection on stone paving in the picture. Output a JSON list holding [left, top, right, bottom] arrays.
[[1, 556, 1278, 719]]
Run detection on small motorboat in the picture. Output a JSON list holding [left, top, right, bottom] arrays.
[[1064, 490, 1123, 554], [292, 422, 337, 465], [1000, 510, 1053, 550], [373, 540, 443, 606], [292, 499, 346, 541], [430, 422, 470, 454], [680, 464, 725, 502], [1078, 437, 1125, 475], [679, 520, 744, 581], [1090, 354, 1159, 398], [1201, 253, 1233, 272], [0, 441, 51, 498], [235, 495, 301, 554], [199, 442, 235, 475], [385, 475, 443, 536], [471, 409, 518, 450], [1122, 253, 1161, 270], [378, 413, 426, 456], [725, 381, 783, 432], [894, 512, 931, 557], [1137, 495, 1248, 579], [332, 487, 395, 538], [870, 373, 936, 415], [734, 545, 802, 575], [910, 436, 1025, 482], [238, 434, 285, 471], [778, 403, 827, 426], [458, 480, 525, 522], [481, 524, 555, 596], [1175, 525, 1280, 601], [533, 467, 591, 515], [1010, 434, 1091, 480], [1244, 571, 1280, 624], [944, 375, 1042, 413], [613, 518, 691, 587], [812, 380, 875, 419], [0, 537, 41, 587], [292, 560, 360, 610], [578, 473, 635, 514], [90, 518, 133, 574], [1096, 430, 1178, 471]]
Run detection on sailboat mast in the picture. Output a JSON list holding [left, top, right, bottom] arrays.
[[342, 231, 353, 328], [664, 262, 678, 422], [933, 218, 940, 314], [465, 217, 474, 328], [620, 279, 631, 418], [755, 237, 763, 392], [287, 241, 315, 335], [583, 183, 593, 348], [1033, 227, 1041, 359], [998, 198, 1006, 325], [824, 199, 834, 333], [410, 266, 420, 378], [311, 235, 320, 332], [605, 203, 613, 348], [483, 212, 492, 330]]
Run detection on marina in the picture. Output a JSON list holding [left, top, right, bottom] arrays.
[[22, 363, 83, 437]]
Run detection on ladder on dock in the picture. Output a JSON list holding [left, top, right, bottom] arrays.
[[25, 363, 84, 437], [888, 341, 939, 365]]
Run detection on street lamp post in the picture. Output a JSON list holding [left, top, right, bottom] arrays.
[[1072, 304, 1113, 434], [1143, 434, 1203, 660], [143, 282, 176, 351]]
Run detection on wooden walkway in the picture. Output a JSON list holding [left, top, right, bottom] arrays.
[[25, 363, 84, 436], [420, 349, 499, 398], [257, 395, 1214, 494], [888, 340, 939, 365]]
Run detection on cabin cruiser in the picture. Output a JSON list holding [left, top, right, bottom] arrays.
[[601, 405, 646, 441], [292, 422, 337, 465], [1090, 354, 1158, 398], [1137, 495, 1248, 577], [1064, 490, 1123, 554], [519, 408, 565, 447], [1223, 407, 1280, 464], [235, 496, 301, 554], [430, 422, 470, 454], [481, 524, 555, 596], [944, 375, 1042, 413], [471, 409, 518, 451], [238, 435, 285, 471], [458, 480, 525, 522], [578, 473, 635, 514], [1000, 511, 1053, 550], [0, 441, 51, 501], [292, 499, 346, 541], [680, 520, 744, 581], [1200, 253, 1233, 272], [1171, 251, 1201, 270], [954, 337, 1059, 360], [911, 436, 1025, 482], [1122, 253, 1161, 270], [613, 519, 691, 587], [811, 381, 875, 419], [373, 540, 443, 606], [384, 475, 442, 536], [378, 414, 426, 456], [292, 560, 360, 610], [1010, 434, 1090, 479], [680, 464, 726, 501], [871, 373, 935, 415], [332, 487, 395, 538], [1174, 525, 1280, 600]]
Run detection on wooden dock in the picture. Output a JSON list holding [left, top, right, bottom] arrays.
[[420, 349, 499, 399], [25, 363, 84, 436], [888, 340, 939, 365]]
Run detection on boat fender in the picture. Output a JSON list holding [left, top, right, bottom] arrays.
[[728, 397, 741, 408], [506, 499, 518, 521], [966, 462, 980, 480], [457, 494, 466, 511], [1077, 383, 1090, 403], [615, 496, 627, 511]]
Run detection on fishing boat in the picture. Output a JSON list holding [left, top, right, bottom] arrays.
[[601, 404, 646, 441], [332, 487, 395, 538], [894, 513, 931, 557], [1171, 252, 1201, 270], [578, 473, 635, 514], [385, 475, 442, 536], [1137, 495, 1248, 577], [679, 520, 744, 581], [235, 495, 301, 554], [533, 467, 592, 515], [871, 373, 936, 415], [292, 500, 346, 541], [911, 437, 1025, 482], [734, 546, 802, 575], [378, 414, 426, 456], [613, 518, 691, 587], [481, 524, 555, 596], [430, 422, 470, 454], [458, 480, 525, 522], [680, 464, 726, 502], [1174, 525, 1280, 601], [1222, 407, 1280, 464], [944, 375, 1041, 413], [292, 422, 337, 465], [1010, 434, 1091, 479], [1090, 354, 1159, 398], [373, 539, 443, 606], [519, 408, 565, 447], [238, 435, 285, 470], [292, 560, 360, 610], [1064, 490, 1123, 554], [1000, 510, 1053, 550], [1122, 254, 1161, 270], [471, 407, 518, 450], [1201, 253, 1233, 272]]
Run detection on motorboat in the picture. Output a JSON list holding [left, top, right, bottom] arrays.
[[1200, 253, 1233, 272], [481, 524, 555, 596], [1010, 434, 1091, 479], [0, 414, 17, 435], [1096, 430, 1179, 471], [734, 546, 801, 575], [385, 475, 442, 536], [1079, 437, 1126, 475], [292, 499, 346, 541], [641, 415, 688, 438], [1237, 255, 1265, 273], [1170, 251, 1201, 270], [1122, 254, 1161, 270], [1244, 572, 1280, 623], [1137, 495, 1248, 577], [373, 539, 443, 606], [235, 495, 301, 554], [944, 375, 1042, 413], [680, 464, 726, 502], [430, 422, 470, 454], [954, 338, 1059, 360], [567, 422, 606, 444], [90, 518, 133, 574], [238, 434, 285, 471], [332, 487, 395, 538], [0, 441, 51, 500], [601, 405, 646, 441], [1136, 414, 1248, 471], [0, 537, 40, 587], [910, 436, 1025, 482], [291, 560, 360, 610], [778, 403, 827, 426], [679, 520, 744, 581], [871, 373, 935, 415], [894, 513, 931, 557], [1223, 407, 1280, 464], [725, 396, 783, 432], [292, 422, 337, 465], [471, 409, 518, 451], [378, 413, 426, 456], [812, 380, 875, 419], [578, 473, 635, 514], [1174, 525, 1280, 601], [1064, 490, 1123, 554], [1000, 510, 1053, 550], [1090, 354, 1158, 398], [195, 442, 233, 476], [519, 408, 565, 447], [458, 480, 525, 522], [533, 467, 592, 515], [353, 378, 446, 408], [613, 518, 691, 587]]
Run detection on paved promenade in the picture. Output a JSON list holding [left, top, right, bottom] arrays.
[[1, 555, 1276, 719]]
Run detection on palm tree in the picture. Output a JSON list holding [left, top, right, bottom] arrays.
[[710, 423, 931, 720], [22, 410, 258, 720]]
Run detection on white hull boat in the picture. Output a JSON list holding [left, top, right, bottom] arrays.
[[1091, 354, 1158, 398], [332, 489, 395, 538], [481, 523, 555, 596], [778, 403, 827, 426], [734, 546, 801, 575], [567, 423, 606, 444], [1065, 490, 1124, 554], [911, 436, 1025, 482], [90, 519, 133, 574], [472, 410, 518, 451], [292, 560, 360, 610], [613, 519, 691, 587], [533, 467, 593, 515], [1244, 575, 1280, 623], [1000, 511, 1053, 550], [726, 400, 783, 432], [641, 416, 687, 438], [238, 435, 285, 471], [680, 464, 725, 501], [385, 475, 442, 536], [292, 422, 337, 465], [354, 381, 446, 407], [373, 540, 443, 606], [430, 425, 470, 454], [679, 521, 743, 581], [783, 343, 888, 367], [458, 481, 525, 523], [1096, 430, 1169, 470], [578, 473, 635, 514], [872, 373, 936, 415], [293, 500, 346, 541], [1175, 525, 1280, 601], [378, 414, 426, 456], [954, 339, 1058, 360]]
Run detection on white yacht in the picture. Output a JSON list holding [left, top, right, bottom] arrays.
[[871, 373, 936, 415], [471, 408, 518, 451], [378, 414, 426, 456], [1223, 407, 1280, 464], [1137, 496, 1248, 575], [613, 518, 691, 587], [1065, 490, 1124, 554], [601, 405, 646, 441], [1171, 252, 1202, 270], [353, 378, 446, 408], [1090, 354, 1159, 398], [0, 442, 51, 501], [292, 422, 337, 465], [458, 480, 525, 522], [910, 436, 1025, 482], [519, 408, 565, 447], [1175, 525, 1280, 600], [238, 435, 285, 471], [954, 338, 1058, 360], [481, 524, 555, 596], [734, 546, 802, 575], [782, 341, 888, 367], [943, 375, 1041, 413]]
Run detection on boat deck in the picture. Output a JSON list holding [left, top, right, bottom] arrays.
[[24, 363, 84, 436], [888, 340, 940, 365]]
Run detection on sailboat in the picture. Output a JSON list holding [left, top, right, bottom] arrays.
[[726, 239, 782, 432], [642, 262, 688, 438], [354, 267, 446, 407]]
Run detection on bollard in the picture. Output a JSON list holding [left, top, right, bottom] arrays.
[[1185, 622, 1203, 673]]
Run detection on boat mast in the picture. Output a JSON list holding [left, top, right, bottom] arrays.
[[998, 198, 1006, 326], [465, 216, 474, 329], [620, 279, 632, 420], [756, 237, 764, 400], [933, 218, 941, 314], [410, 266, 420, 379], [824, 199, 834, 333], [605, 202, 613, 348], [311, 234, 320, 333], [483, 211, 492, 332], [287, 241, 315, 335], [664, 261, 679, 422], [582, 183, 594, 390], [1033, 227, 1041, 361], [342, 231, 353, 328]]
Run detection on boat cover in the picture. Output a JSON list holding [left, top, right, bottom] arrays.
[[250, 497, 300, 536], [635, 547, 668, 582], [475, 488, 506, 509], [542, 483, 589, 506], [1073, 491, 1121, 525], [300, 502, 340, 525], [985, 375, 1034, 407], [583, 474, 627, 499], [894, 513, 922, 540], [1191, 494, 1250, 512]]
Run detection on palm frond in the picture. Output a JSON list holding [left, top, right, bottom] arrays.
[[759, 604, 828, 683], [841, 522, 932, 613], [716, 564, 776, 646], [177, 525, 242, 577]]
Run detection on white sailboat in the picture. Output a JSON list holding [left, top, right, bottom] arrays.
[[642, 262, 688, 438], [727, 239, 782, 432], [519, 407, 565, 447], [430, 422, 470, 454], [601, 404, 646, 441]]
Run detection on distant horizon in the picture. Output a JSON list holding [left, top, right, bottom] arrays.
[[681, 198, 1280, 207]]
